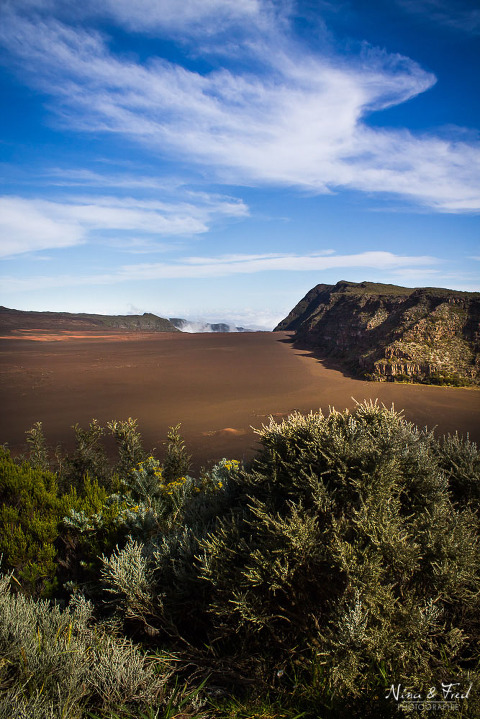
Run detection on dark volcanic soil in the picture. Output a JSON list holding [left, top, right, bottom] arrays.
[[0, 330, 479, 470]]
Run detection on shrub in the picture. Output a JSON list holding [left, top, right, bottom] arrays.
[[107, 418, 146, 479], [60, 419, 109, 490], [25, 421, 49, 471], [0, 572, 167, 719], [99, 403, 479, 715], [0, 446, 110, 596], [0, 447, 71, 596], [436, 432, 480, 506], [162, 423, 192, 483], [96, 458, 242, 641], [2, 408, 479, 717], [424, 372, 471, 387], [195, 403, 479, 714]]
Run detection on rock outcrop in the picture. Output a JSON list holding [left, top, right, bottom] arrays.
[[275, 281, 480, 385]]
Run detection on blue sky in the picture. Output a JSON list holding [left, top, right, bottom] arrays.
[[0, 0, 479, 329]]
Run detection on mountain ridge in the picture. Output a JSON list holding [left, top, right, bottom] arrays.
[[275, 280, 480, 385], [0, 306, 179, 333], [0, 307, 255, 335]]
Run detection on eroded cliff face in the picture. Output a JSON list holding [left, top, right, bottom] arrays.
[[275, 281, 480, 385]]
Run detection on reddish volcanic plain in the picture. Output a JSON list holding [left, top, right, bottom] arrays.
[[1, 329, 479, 470]]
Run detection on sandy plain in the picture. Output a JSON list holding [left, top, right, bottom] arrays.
[[0, 330, 479, 470]]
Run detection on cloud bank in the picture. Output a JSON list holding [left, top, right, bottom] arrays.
[[1, 251, 438, 291], [0, 193, 248, 258]]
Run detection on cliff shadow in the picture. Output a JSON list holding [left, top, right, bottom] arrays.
[[275, 334, 364, 381]]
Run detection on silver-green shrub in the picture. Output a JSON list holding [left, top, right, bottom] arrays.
[[191, 402, 479, 713], [97, 459, 242, 639], [0, 571, 166, 718], [101, 537, 157, 623]]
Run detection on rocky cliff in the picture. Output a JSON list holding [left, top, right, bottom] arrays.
[[275, 281, 480, 385], [0, 307, 179, 333]]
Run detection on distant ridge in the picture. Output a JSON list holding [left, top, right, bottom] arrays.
[[0, 307, 179, 333], [275, 280, 480, 385]]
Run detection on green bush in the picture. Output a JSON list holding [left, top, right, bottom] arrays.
[[0, 447, 70, 596], [436, 432, 480, 506], [0, 446, 109, 596], [162, 423, 192, 483], [25, 421, 50, 471], [60, 419, 110, 491], [208, 405, 478, 707], [424, 372, 471, 387], [107, 417, 146, 479], [98, 404, 479, 716], [1, 407, 478, 717]]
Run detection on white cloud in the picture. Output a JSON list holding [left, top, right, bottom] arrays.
[[173, 307, 287, 331], [0, 197, 83, 257], [0, 193, 248, 258], [41, 168, 186, 190], [1, 4, 479, 211], [0, 251, 438, 290], [117, 251, 437, 279], [343, 127, 480, 211], [224, 307, 288, 330], [3, 0, 269, 35], [98, 0, 268, 35]]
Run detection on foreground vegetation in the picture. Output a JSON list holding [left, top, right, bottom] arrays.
[[0, 403, 479, 718]]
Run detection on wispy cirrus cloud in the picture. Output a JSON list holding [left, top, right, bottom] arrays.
[[96, 0, 271, 35], [39, 168, 187, 191], [124, 250, 437, 278], [2, 0, 270, 35], [0, 193, 248, 258], [1, 250, 438, 290], [1, 4, 479, 212]]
